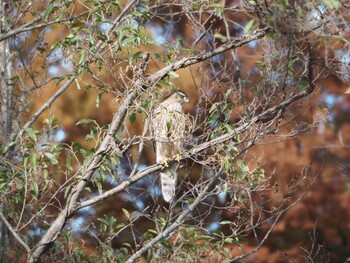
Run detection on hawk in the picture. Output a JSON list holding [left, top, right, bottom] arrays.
[[151, 91, 190, 202]]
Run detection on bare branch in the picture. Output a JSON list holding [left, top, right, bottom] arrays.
[[22, 77, 76, 130], [229, 174, 318, 262], [0, 10, 91, 42], [0, 211, 30, 253], [147, 27, 269, 84]]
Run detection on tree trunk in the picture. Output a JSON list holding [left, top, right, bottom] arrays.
[[0, 0, 14, 262]]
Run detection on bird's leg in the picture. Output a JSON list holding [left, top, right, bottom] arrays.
[[160, 158, 171, 167]]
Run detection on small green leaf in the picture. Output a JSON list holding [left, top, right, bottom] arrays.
[[214, 33, 227, 43], [78, 50, 86, 65], [31, 181, 39, 199], [220, 220, 232, 225], [2, 142, 16, 153], [44, 5, 59, 20], [66, 155, 73, 171], [44, 152, 59, 165], [147, 228, 158, 235], [324, 0, 340, 9], [64, 185, 71, 198], [23, 154, 29, 167], [31, 153, 38, 171], [24, 127, 37, 142], [122, 208, 130, 219], [168, 71, 180, 79], [36, 46, 46, 53], [212, 3, 224, 17], [76, 119, 96, 125], [96, 59, 103, 71], [128, 112, 137, 124], [96, 93, 102, 108], [155, 53, 165, 62], [131, 51, 144, 64], [244, 19, 255, 33], [345, 87, 350, 94], [224, 124, 235, 133], [0, 183, 7, 191]]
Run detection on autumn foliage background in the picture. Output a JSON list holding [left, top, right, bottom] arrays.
[[1, 0, 350, 262]]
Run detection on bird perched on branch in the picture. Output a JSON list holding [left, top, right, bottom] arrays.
[[151, 90, 190, 202]]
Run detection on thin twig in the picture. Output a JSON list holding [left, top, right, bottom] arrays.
[[0, 211, 30, 253], [229, 174, 317, 262], [22, 77, 76, 129], [125, 168, 224, 263]]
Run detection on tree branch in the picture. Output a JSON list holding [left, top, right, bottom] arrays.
[[27, 25, 308, 262], [0, 211, 30, 253], [125, 139, 257, 262], [26, 52, 150, 263], [23, 77, 76, 129], [125, 168, 224, 263], [147, 27, 269, 84], [0, 10, 91, 42], [229, 174, 317, 262]]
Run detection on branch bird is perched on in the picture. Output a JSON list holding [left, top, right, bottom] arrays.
[[151, 91, 190, 202]]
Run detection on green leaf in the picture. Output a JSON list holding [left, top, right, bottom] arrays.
[[78, 50, 86, 65], [76, 119, 96, 125], [244, 19, 255, 33], [66, 155, 73, 171], [1, 142, 16, 153], [324, 0, 340, 9], [214, 33, 227, 43], [248, 0, 257, 5], [155, 53, 165, 62], [220, 220, 232, 225], [44, 5, 59, 20], [44, 152, 59, 165], [345, 87, 350, 94], [31, 181, 39, 200], [96, 93, 102, 108], [36, 46, 46, 53], [178, 37, 185, 46], [24, 127, 37, 142], [212, 3, 224, 17], [168, 71, 180, 79], [64, 185, 71, 198], [64, 0, 72, 7], [224, 124, 235, 133], [96, 59, 103, 71], [131, 51, 144, 64], [31, 153, 38, 171], [147, 228, 158, 235], [0, 183, 7, 191], [122, 208, 130, 219], [128, 112, 137, 124], [23, 154, 29, 167]]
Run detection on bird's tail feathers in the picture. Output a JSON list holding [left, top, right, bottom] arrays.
[[161, 164, 178, 202]]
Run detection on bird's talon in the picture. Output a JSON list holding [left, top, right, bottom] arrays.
[[161, 158, 170, 167], [174, 154, 181, 162]]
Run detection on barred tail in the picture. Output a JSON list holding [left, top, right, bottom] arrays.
[[160, 164, 177, 202]]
